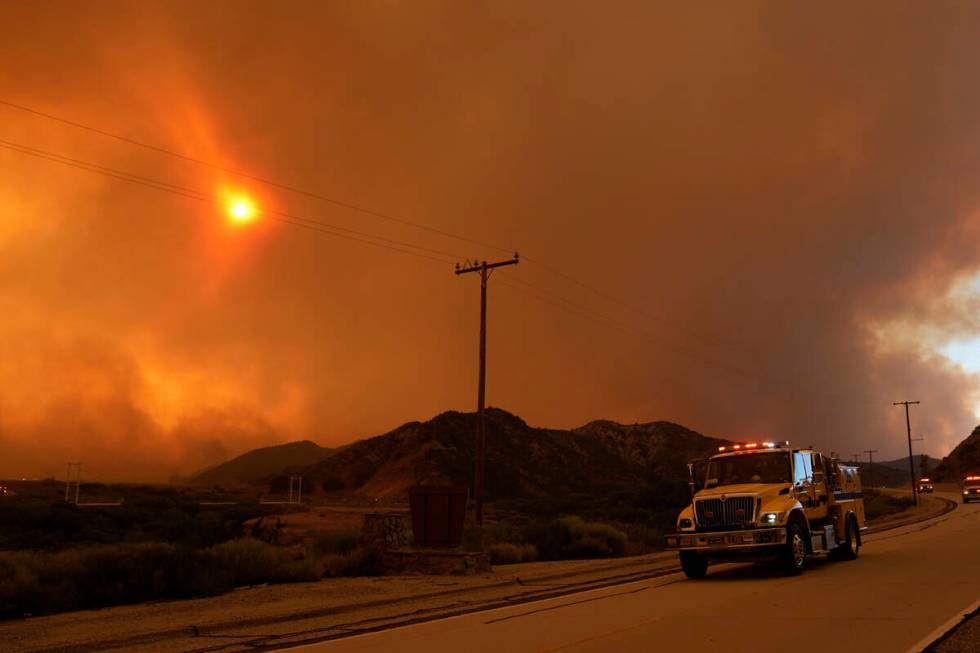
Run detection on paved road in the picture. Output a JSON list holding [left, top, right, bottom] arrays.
[[282, 494, 979, 653]]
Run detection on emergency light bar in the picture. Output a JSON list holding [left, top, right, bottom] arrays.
[[965, 476, 980, 481], [718, 440, 790, 452]]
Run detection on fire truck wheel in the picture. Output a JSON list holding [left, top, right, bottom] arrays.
[[780, 523, 806, 575], [679, 551, 708, 579], [837, 514, 860, 561]]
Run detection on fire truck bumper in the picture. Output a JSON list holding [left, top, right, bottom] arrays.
[[664, 527, 786, 551]]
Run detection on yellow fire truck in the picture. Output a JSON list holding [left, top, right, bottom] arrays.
[[665, 441, 867, 578], [962, 475, 980, 503]]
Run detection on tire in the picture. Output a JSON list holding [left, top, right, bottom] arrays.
[[780, 523, 807, 575], [836, 514, 860, 561], [680, 551, 708, 579]]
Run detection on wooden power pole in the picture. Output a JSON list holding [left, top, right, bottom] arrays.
[[893, 401, 921, 506], [863, 449, 878, 490], [456, 253, 519, 526]]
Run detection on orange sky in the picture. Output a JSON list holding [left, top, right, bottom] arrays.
[[3, 2, 980, 480]]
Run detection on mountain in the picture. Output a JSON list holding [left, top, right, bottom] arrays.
[[848, 455, 942, 488], [876, 455, 940, 474], [934, 425, 980, 481], [289, 408, 729, 500], [189, 440, 333, 487]]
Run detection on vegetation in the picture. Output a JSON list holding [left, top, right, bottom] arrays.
[[489, 476, 690, 558], [0, 525, 385, 619], [0, 485, 266, 551], [525, 516, 627, 560], [0, 481, 383, 619], [863, 489, 914, 521], [0, 538, 325, 618]]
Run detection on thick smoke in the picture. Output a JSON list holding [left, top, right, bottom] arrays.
[[2, 2, 980, 479]]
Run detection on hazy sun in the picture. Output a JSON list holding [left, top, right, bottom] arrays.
[[226, 197, 257, 224]]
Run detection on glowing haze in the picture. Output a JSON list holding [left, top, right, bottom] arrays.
[[2, 2, 980, 481]]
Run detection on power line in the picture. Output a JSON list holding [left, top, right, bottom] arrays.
[[0, 98, 515, 256], [1, 98, 741, 353], [863, 449, 879, 489], [893, 400, 921, 506], [0, 132, 893, 421], [455, 254, 520, 526], [0, 138, 462, 265], [0, 136, 804, 390], [521, 255, 736, 351], [497, 273, 891, 415], [0, 134, 769, 384]]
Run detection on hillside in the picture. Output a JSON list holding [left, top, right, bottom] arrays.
[[876, 455, 940, 474], [851, 455, 941, 488], [289, 408, 729, 501], [934, 425, 980, 481], [190, 440, 333, 487]]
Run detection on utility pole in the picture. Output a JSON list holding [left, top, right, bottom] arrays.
[[862, 449, 878, 489], [65, 462, 81, 504], [456, 253, 519, 526], [288, 476, 302, 504], [893, 401, 921, 506]]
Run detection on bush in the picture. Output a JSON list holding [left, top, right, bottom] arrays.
[[0, 537, 324, 619], [524, 516, 627, 561], [320, 546, 383, 578], [487, 542, 537, 565], [210, 538, 284, 586], [864, 489, 914, 521], [312, 529, 360, 556]]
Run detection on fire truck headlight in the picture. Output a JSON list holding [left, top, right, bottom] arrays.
[[678, 518, 693, 530], [760, 512, 778, 525]]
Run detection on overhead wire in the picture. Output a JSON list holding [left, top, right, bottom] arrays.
[[0, 116, 875, 411], [0, 98, 515, 256], [0, 135, 836, 402], [0, 138, 460, 265], [1, 98, 728, 351]]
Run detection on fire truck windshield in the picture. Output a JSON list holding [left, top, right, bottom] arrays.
[[705, 452, 791, 488]]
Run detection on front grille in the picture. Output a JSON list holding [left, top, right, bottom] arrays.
[[695, 496, 755, 528]]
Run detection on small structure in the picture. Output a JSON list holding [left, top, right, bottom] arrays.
[[360, 496, 490, 576], [409, 485, 467, 548]]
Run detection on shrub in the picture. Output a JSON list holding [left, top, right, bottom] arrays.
[[487, 542, 537, 565], [210, 538, 284, 586], [319, 546, 384, 577], [863, 490, 914, 521], [524, 516, 627, 561], [312, 529, 360, 556], [0, 537, 326, 619]]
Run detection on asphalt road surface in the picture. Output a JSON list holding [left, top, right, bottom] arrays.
[[281, 493, 979, 653]]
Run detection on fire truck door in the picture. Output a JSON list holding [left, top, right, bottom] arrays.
[[810, 453, 830, 519], [793, 452, 819, 518]]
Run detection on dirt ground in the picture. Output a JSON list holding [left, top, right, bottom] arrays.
[[930, 607, 980, 653]]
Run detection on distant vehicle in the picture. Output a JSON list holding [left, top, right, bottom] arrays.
[[665, 441, 866, 578], [918, 478, 934, 494], [0, 485, 7, 496], [962, 476, 980, 503]]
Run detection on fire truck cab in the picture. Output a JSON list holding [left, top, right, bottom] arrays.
[[962, 475, 980, 503], [665, 441, 867, 578]]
